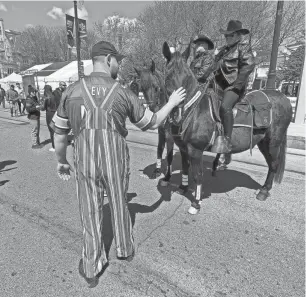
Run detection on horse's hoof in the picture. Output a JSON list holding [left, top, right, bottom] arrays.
[[151, 169, 161, 179], [159, 179, 169, 187], [217, 164, 227, 171], [188, 206, 199, 215], [256, 190, 270, 201], [212, 170, 216, 177], [178, 184, 188, 193]]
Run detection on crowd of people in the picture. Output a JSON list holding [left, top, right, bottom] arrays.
[[0, 81, 67, 151]]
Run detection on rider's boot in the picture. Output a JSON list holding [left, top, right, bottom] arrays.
[[211, 108, 233, 154]]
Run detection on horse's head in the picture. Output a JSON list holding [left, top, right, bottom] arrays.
[[162, 41, 197, 99], [134, 60, 165, 112]]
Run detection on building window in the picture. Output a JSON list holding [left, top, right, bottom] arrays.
[[7, 68, 14, 74]]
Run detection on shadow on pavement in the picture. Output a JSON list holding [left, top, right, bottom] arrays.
[[0, 160, 17, 171], [102, 192, 166, 257], [0, 180, 9, 186], [0, 160, 17, 186], [143, 152, 261, 200], [39, 139, 52, 147]]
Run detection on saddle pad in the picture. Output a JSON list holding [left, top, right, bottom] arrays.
[[234, 90, 272, 129]]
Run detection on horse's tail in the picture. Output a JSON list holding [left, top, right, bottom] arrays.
[[274, 133, 287, 184]]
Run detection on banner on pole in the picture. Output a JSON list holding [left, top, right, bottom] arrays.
[[66, 14, 75, 48], [78, 18, 87, 40]]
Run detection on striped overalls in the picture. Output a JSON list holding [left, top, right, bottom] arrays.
[[75, 79, 134, 278]]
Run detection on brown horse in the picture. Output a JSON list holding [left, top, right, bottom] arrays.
[[134, 61, 176, 182], [142, 41, 292, 215]]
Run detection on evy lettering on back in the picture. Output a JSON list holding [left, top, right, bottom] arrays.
[[91, 86, 107, 96]]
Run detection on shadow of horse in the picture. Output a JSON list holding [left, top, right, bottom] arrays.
[[143, 152, 261, 200], [102, 192, 166, 257]]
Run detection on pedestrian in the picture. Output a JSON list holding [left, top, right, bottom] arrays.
[[53, 81, 67, 103], [50, 40, 186, 288], [26, 86, 42, 149], [7, 85, 19, 117], [213, 20, 255, 153], [16, 82, 26, 115], [0, 84, 6, 108], [42, 85, 60, 152]]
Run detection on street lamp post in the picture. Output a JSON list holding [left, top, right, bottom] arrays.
[[266, 1, 284, 90], [74, 0, 82, 80]]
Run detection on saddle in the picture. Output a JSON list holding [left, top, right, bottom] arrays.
[[209, 90, 272, 129], [208, 89, 272, 154]]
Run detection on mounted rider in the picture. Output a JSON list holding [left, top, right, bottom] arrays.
[[189, 35, 215, 87], [172, 35, 215, 124], [213, 20, 256, 153]]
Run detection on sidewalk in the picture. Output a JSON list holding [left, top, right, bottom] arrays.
[[126, 120, 305, 151]]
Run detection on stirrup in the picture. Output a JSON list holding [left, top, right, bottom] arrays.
[[211, 136, 232, 154]]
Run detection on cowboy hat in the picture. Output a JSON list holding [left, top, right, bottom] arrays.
[[220, 20, 250, 35], [193, 35, 214, 50]]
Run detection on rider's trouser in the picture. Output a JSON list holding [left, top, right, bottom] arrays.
[[74, 129, 133, 278], [220, 90, 240, 139]]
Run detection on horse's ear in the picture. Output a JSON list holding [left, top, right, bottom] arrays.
[[162, 42, 171, 62], [150, 60, 155, 73], [134, 67, 140, 77], [182, 42, 191, 62]]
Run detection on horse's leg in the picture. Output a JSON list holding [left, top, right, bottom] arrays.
[[187, 148, 204, 215], [178, 148, 190, 193], [160, 133, 174, 186], [212, 153, 221, 176], [152, 126, 166, 178], [256, 135, 287, 201]]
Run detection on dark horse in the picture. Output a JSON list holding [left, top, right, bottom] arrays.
[[134, 61, 176, 181], [140, 41, 292, 215]]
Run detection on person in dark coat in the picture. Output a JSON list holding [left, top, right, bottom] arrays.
[[26, 86, 42, 149], [53, 81, 67, 103], [43, 85, 59, 152], [189, 35, 215, 86]]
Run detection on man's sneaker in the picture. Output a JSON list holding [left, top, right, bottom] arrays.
[[117, 249, 135, 262], [49, 148, 55, 152], [78, 259, 108, 288]]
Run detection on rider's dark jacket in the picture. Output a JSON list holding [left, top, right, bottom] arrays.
[[214, 41, 255, 97]]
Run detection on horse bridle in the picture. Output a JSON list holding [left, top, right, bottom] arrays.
[[140, 74, 163, 109]]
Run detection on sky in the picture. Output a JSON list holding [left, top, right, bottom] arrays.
[[0, 1, 152, 31]]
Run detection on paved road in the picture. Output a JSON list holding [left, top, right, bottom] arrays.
[[0, 112, 305, 297]]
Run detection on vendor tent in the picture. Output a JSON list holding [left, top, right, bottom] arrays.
[[22, 63, 52, 74], [0, 72, 22, 83], [43, 60, 93, 89]]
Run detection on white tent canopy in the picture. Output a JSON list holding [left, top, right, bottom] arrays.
[[23, 63, 52, 73], [44, 60, 93, 89], [0, 72, 22, 83]]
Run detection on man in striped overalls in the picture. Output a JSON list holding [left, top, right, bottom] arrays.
[[50, 41, 186, 288]]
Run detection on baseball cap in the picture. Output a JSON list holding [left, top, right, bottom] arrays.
[[91, 41, 126, 61]]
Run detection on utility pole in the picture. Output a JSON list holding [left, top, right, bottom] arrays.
[[294, 53, 305, 124], [73, 0, 82, 80], [266, 1, 284, 90]]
